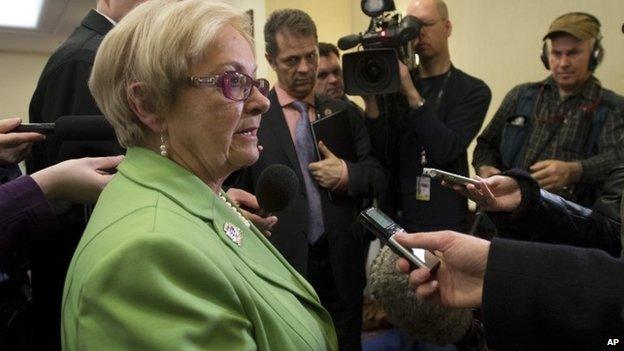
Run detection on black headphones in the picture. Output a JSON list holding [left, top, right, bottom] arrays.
[[540, 12, 603, 71]]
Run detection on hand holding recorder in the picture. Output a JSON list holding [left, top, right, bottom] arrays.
[[359, 207, 440, 271], [394, 230, 489, 308]]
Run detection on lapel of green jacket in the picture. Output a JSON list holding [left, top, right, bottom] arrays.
[[119, 147, 324, 311]]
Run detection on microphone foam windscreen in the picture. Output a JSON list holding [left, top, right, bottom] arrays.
[[55, 115, 117, 141], [255, 164, 299, 213], [369, 246, 473, 346]]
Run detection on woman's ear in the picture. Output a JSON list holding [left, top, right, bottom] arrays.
[[127, 82, 162, 133]]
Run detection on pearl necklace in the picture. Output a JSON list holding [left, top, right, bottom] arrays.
[[219, 193, 251, 228]]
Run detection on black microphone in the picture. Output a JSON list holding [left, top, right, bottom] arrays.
[[255, 164, 299, 216], [338, 34, 363, 50], [13, 115, 116, 141]]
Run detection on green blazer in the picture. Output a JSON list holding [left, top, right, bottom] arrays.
[[62, 147, 337, 351]]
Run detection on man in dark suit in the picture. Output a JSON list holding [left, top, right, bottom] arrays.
[[26, 2, 143, 349], [235, 9, 385, 351]]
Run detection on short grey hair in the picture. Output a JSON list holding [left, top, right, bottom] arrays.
[[89, 0, 253, 147]]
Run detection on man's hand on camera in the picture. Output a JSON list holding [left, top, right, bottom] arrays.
[[398, 60, 425, 109], [362, 95, 380, 119]]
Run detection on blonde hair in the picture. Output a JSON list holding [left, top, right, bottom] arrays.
[[89, 0, 253, 147]]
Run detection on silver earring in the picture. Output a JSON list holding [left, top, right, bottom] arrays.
[[160, 130, 168, 157]]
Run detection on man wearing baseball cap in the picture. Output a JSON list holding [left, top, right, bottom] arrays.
[[473, 12, 624, 207]]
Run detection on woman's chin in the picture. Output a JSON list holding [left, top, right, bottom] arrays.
[[230, 148, 260, 169]]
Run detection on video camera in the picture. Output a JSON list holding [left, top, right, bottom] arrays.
[[338, 0, 422, 95]]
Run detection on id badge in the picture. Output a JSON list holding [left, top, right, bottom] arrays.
[[415, 176, 431, 202]]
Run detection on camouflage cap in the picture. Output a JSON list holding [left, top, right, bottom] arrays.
[[544, 12, 601, 41]]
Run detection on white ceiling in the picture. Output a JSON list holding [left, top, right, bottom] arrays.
[[0, 0, 94, 54]]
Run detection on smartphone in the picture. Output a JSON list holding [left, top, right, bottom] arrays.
[[13, 123, 55, 134], [358, 207, 440, 272], [422, 167, 480, 186]]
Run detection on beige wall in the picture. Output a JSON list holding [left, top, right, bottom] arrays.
[[264, 0, 355, 85], [351, 0, 624, 171], [227, 0, 268, 78], [0, 51, 48, 121], [1, 0, 623, 165]]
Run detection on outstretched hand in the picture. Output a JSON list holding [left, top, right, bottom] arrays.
[[443, 175, 521, 212], [394, 231, 490, 308], [31, 155, 124, 204]]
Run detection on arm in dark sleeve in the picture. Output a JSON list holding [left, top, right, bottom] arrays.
[[483, 238, 624, 350], [408, 81, 491, 167], [36, 59, 101, 123], [0, 176, 58, 259], [472, 86, 523, 171], [491, 167, 622, 256], [28, 59, 101, 172], [229, 167, 254, 194], [579, 105, 624, 185], [364, 96, 392, 168], [345, 105, 387, 199]]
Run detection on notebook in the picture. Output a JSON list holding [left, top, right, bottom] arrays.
[[310, 108, 357, 162]]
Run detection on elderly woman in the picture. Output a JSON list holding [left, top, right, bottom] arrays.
[[61, 1, 337, 350]]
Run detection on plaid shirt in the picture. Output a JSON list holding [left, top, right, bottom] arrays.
[[473, 76, 624, 185]]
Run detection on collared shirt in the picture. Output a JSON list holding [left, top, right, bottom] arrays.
[[274, 83, 349, 192], [95, 9, 116, 25], [275, 83, 317, 141], [474, 76, 624, 184]]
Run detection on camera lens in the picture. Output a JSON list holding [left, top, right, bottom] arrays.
[[352, 52, 394, 93], [342, 49, 400, 95], [361, 57, 386, 84]]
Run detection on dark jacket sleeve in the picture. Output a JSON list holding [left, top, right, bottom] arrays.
[[472, 85, 524, 171], [483, 238, 624, 350], [344, 104, 386, 199], [406, 81, 491, 167], [0, 176, 58, 259], [578, 97, 624, 184], [490, 167, 622, 256], [366, 76, 491, 169], [28, 59, 101, 172]]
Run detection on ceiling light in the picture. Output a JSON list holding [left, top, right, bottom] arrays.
[[0, 0, 45, 29]]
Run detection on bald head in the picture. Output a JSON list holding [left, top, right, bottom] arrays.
[[406, 0, 451, 61], [407, 0, 448, 20]]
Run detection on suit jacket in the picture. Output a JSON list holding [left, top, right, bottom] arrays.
[[235, 90, 385, 303], [25, 11, 122, 350], [28, 10, 122, 172], [62, 147, 338, 351], [483, 238, 624, 350]]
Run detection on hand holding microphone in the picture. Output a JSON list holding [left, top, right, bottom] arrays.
[[227, 164, 299, 237], [0, 117, 45, 165], [369, 241, 477, 347], [226, 187, 278, 237]]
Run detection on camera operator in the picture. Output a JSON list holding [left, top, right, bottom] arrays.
[[365, 0, 491, 233]]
